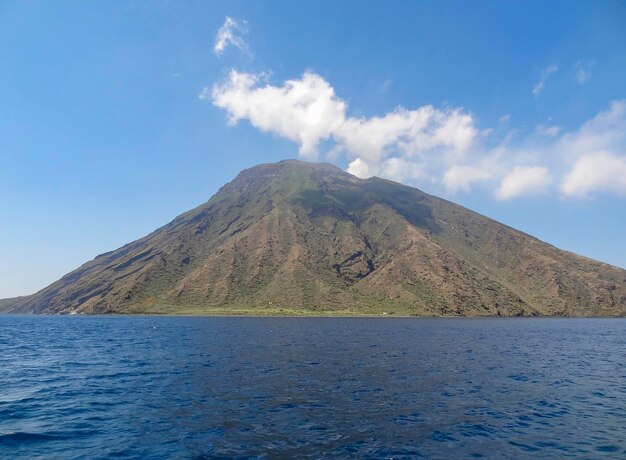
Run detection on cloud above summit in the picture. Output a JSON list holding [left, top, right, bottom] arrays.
[[208, 70, 478, 179], [205, 70, 626, 201], [210, 71, 345, 157]]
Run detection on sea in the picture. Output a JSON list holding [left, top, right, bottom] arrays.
[[0, 316, 624, 459]]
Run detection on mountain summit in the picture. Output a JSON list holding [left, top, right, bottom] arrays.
[[3, 160, 625, 316]]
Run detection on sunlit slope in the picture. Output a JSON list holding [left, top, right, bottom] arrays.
[[4, 160, 625, 316]]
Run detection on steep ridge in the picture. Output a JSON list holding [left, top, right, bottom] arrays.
[[3, 160, 625, 316]]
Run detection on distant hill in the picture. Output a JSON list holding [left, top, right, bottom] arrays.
[[2, 160, 625, 316], [0, 297, 22, 311]]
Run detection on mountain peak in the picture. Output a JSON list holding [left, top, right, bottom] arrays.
[[218, 159, 358, 198], [243, 159, 352, 179]]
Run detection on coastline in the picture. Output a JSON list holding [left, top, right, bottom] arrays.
[[2, 310, 624, 319]]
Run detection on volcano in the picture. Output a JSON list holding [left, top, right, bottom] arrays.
[[3, 160, 625, 316]]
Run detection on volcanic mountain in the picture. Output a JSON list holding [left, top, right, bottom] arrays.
[[2, 160, 625, 316]]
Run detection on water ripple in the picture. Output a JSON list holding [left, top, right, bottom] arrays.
[[0, 316, 625, 458]]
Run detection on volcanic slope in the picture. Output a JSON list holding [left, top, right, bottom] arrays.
[[3, 160, 625, 316]]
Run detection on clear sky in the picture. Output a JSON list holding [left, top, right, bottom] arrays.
[[1, 0, 626, 298]]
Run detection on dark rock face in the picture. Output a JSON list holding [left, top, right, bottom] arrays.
[[3, 160, 626, 316]]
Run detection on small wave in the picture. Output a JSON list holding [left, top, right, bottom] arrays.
[[0, 429, 97, 445]]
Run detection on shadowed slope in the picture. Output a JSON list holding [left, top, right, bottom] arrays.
[[3, 160, 625, 316]]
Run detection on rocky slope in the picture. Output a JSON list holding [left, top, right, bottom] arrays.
[[2, 160, 625, 316]]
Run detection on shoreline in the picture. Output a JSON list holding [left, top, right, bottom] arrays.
[[2, 311, 624, 319]]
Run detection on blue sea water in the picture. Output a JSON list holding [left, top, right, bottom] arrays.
[[0, 316, 624, 459]]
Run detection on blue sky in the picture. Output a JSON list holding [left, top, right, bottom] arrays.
[[1, 0, 626, 298]]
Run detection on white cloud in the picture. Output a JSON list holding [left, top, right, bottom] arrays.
[[334, 109, 423, 164], [214, 17, 248, 56], [561, 151, 626, 197], [380, 157, 426, 182], [334, 106, 476, 164], [211, 70, 477, 165], [443, 165, 491, 194], [532, 64, 558, 96], [210, 71, 346, 158], [495, 166, 552, 200]]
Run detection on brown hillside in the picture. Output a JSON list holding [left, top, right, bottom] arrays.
[[3, 160, 625, 316]]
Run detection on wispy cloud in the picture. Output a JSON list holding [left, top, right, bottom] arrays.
[[498, 114, 511, 124], [214, 17, 249, 56], [532, 64, 558, 96], [536, 124, 561, 137], [574, 60, 592, 85], [557, 100, 626, 159], [379, 78, 393, 94]]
